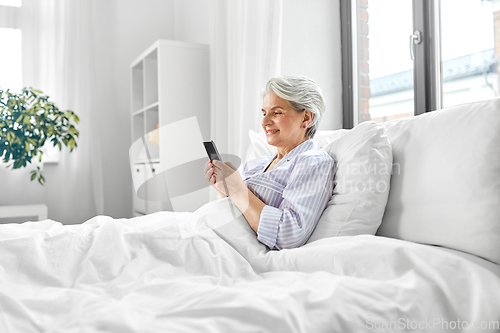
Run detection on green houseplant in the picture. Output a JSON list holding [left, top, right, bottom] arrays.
[[0, 87, 80, 185]]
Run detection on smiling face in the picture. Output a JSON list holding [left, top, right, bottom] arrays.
[[261, 92, 312, 156]]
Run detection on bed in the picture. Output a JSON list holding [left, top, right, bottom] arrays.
[[1, 98, 500, 332]]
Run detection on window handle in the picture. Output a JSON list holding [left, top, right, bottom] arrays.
[[409, 30, 422, 60]]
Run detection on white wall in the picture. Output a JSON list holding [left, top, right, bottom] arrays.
[[281, 0, 343, 130], [174, 0, 210, 44]]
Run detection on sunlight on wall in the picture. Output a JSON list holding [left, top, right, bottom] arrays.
[[0, 27, 22, 91]]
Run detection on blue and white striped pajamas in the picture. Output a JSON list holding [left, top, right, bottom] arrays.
[[240, 140, 335, 250]]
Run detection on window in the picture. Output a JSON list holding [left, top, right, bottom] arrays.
[[0, 28, 22, 91], [0, 1, 23, 91], [440, 0, 496, 107], [341, 0, 498, 127], [0, 0, 21, 7]]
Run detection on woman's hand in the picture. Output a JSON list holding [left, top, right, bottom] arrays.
[[204, 160, 245, 198], [204, 160, 225, 198], [213, 161, 247, 197], [204, 160, 263, 233], [204, 160, 215, 185], [204, 160, 246, 197]]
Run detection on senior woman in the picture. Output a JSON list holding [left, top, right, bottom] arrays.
[[204, 76, 335, 250]]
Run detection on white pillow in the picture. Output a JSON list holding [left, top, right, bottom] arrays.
[[244, 129, 276, 164], [313, 130, 350, 148], [307, 122, 393, 243], [377, 98, 500, 265]]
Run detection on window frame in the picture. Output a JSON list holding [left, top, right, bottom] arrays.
[[340, 0, 355, 129], [341, 0, 442, 128]]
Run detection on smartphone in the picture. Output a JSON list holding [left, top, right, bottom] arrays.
[[203, 140, 236, 217], [203, 140, 222, 161]]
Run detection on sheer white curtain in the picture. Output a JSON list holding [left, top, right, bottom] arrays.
[[0, 0, 104, 223], [210, 0, 282, 162], [28, 0, 104, 221]]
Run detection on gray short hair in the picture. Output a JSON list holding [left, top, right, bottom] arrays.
[[263, 75, 325, 139]]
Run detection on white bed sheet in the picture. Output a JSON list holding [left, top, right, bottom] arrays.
[[0, 199, 499, 333], [428, 246, 500, 278]]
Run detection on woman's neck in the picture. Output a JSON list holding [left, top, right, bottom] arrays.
[[276, 138, 309, 160]]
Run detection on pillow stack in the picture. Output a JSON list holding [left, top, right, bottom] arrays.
[[377, 98, 500, 265], [307, 122, 393, 243]]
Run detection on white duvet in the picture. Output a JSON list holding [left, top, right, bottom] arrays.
[[1, 199, 499, 333]]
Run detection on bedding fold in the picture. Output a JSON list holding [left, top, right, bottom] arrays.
[[0, 199, 499, 333]]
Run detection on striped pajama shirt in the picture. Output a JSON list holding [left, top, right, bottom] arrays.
[[239, 139, 335, 250]]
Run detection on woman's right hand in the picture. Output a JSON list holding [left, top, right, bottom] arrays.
[[204, 160, 226, 198], [204, 160, 215, 185], [211, 161, 246, 197]]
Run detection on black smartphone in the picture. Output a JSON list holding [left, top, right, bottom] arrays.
[[203, 140, 236, 216], [203, 140, 222, 161]]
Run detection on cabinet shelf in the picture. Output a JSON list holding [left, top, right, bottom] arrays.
[[132, 101, 160, 116], [133, 158, 160, 164], [129, 39, 210, 216]]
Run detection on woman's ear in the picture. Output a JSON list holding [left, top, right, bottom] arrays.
[[303, 110, 313, 126]]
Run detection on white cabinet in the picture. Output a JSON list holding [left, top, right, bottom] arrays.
[[131, 164, 146, 214], [129, 40, 211, 216], [144, 162, 164, 213]]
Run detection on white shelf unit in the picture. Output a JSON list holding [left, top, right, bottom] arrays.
[[130, 40, 210, 216]]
